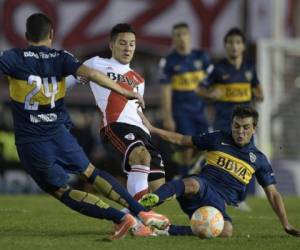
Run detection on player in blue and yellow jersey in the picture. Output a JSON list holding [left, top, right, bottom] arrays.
[[138, 106, 300, 237], [205, 27, 264, 132], [0, 13, 169, 240], [204, 27, 264, 211], [159, 23, 214, 177]]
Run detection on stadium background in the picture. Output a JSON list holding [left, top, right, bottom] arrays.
[[1, 0, 300, 196]]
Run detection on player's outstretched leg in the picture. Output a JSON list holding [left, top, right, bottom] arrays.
[[57, 188, 137, 240], [140, 179, 185, 208], [84, 166, 170, 230]]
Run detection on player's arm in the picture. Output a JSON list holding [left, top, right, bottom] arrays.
[[252, 85, 264, 102], [264, 184, 300, 237], [76, 64, 145, 108], [197, 86, 222, 100], [161, 84, 175, 131], [138, 111, 193, 146]]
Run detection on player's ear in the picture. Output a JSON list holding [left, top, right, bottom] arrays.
[[109, 41, 113, 51], [49, 29, 54, 40]]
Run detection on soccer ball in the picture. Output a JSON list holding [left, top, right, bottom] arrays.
[[190, 206, 224, 238]]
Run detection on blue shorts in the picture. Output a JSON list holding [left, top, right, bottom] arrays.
[[173, 113, 208, 135], [177, 176, 232, 222], [16, 128, 90, 192]]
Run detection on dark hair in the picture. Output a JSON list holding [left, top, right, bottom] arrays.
[[232, 106, 259, 127], [224, 27, 246, 44], [110, 23, 136, 41], [172, 22, 189, 31], [26, 13, 53, 43]]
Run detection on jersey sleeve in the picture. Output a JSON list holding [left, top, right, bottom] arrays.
[[202, 64, 217, 88], [62, 50, 82, 76], [159, 57, 172, 85], [251, 66, 260, 87], [255, 154, 276, 187], [202, 51, 214, 74], [199, 52, 214, 87], [0, 50, 17, 76], [192, 131, 217, 150]]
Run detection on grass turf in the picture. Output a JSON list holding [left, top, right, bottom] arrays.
[[0, 195, 299, 250]]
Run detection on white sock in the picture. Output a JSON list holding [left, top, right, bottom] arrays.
[[127, 165, 150, 200]]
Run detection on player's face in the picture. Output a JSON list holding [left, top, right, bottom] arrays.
[[110, 32, 136, 64], [231, 116, 256, 146], [172, 27, 191, 53], [225, 35, 245, 59]]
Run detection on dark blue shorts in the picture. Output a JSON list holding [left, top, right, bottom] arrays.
[[177, 176, 232, 222], [173, 113, 208, 135], [16, 128, 90, 192]]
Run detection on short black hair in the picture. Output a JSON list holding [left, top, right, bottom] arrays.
[[172, 22, 189, 31], [110, 23, 136, 41], [26, 13, 53, 43], [232, 106, 259, 127], [224, 27, 246, 44]]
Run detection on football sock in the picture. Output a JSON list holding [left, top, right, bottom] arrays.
[[127, 165, 150, 200], [168, 225, 193, 236], [60, 189, 124, 223], [154, 179, 185, 204], [87, 168, 147, 215]]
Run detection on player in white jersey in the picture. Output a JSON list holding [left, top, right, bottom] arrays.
[[69, 23, 166, 236]]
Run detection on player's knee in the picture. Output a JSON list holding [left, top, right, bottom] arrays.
[[51, 186, 70, 199], [220, 221, 233, 238], [80, 163, 95, 179], [128, 146, 151, 166], [182, 177, 200, 195]]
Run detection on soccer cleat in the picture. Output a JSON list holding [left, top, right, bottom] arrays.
[[109, 214, 138, 240], [138, 210, 170, 230], [139, 193, 160, 208]]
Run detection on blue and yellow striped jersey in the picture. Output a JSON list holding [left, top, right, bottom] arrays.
[[205, 58, 260, 131], [159, 50, 212, 114], [192, 131, 276, 205], [0, 46, 81, 144]]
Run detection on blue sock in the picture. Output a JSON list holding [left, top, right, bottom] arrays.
[[154, 179, 185, 205], [169, 225, 193, 236], [60, 189, 124, 223], [87, 168, 147, 215]]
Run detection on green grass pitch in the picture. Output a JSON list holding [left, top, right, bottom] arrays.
[[0, 195, 299, 250]]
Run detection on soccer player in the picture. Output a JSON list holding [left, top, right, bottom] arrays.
[[159, 23, 214, 177], [0, 13, 169, 240], [204, 27, 264, 211], [206, 27, 264, 132], [66, 23, 167, 236], [138, 106, 300, 237]]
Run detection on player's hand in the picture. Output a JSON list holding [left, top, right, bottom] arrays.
[[208, 88, 222, 100], [78, 76, 89, 85], [137, 111, 153, 131], [124, 91, 145, 109], [284, 224, 300, 237]]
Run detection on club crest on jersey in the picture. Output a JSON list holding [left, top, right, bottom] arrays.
[[249, 152, 256, 163], [222, 74, 230, 80], [124, 133, 135, 141], [174, 64, 181, 72], [193, 60, 203, 69], [245, 71, 253, 81]]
